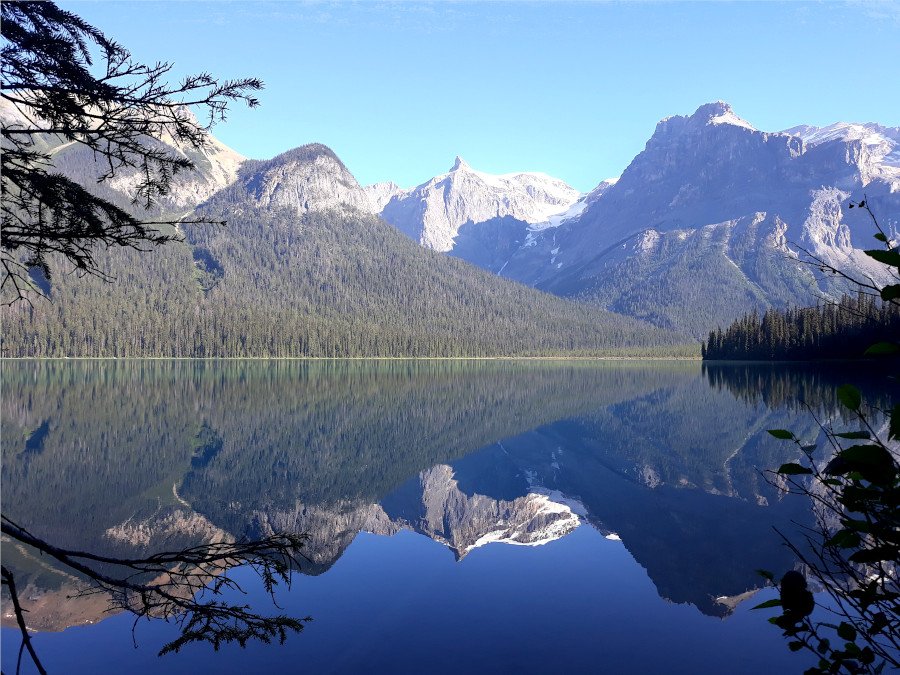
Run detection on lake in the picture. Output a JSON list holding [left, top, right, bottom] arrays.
[[2, 360, 890, 673]]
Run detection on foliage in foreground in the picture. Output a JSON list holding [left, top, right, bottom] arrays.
[[757, 387, 899, 673], [753, 202, 900, 673], [0, 1, 260, 304]]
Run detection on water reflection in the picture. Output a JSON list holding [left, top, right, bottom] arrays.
[[2, 360, 892, 639]]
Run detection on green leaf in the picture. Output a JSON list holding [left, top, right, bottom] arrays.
[[859, 648, 875, 665], [864, 248, 900, 267], [849, 547, 895, 564], [788, 640, 805, 652], [817, 638, 830, 654], [837, 444, 896, 479], [837, 622, 857, 641], [756, 569, 775, 582], [833, 431, 871, 440], [874, 232, 887, 242], [826, 530, 861, 549], [836, 384, 861, 411], [778, 463, 813, 475], [768, 429, 795, 440], [868, 612, 888, 636], [880, 284, 900, 301], [752, 598, 782, 609], [864, 341, 899, 356]]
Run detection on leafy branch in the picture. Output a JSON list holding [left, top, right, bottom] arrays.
[[757, 387, 899, 674]]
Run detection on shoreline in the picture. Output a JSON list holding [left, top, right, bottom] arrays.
[[1, 355, 703, 362]]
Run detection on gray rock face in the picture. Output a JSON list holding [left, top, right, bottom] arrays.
[[372, 157, 581, 252], [380, 464, 583, 560], [1, 98, 245, 214], [240, 144, 372, 215], [492, 102, 900, 335], [363, 181, 407, 212]]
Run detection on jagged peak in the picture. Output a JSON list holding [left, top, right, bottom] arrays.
[[656, 101, 756, 135], [696, 101, 756, 130], [693, 100, 732, 119], [451, 155, 470, 172]]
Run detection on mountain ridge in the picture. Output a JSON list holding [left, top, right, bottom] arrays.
[[388, 101, 900, 336], [2, 133, 687, 356]]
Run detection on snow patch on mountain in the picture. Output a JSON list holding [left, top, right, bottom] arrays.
[[377, 157, 581, 252], [520, 178, 618, 256], [785, 122, 900, 186], [380, 464, 584, 560], [708, 104, 757, 131]]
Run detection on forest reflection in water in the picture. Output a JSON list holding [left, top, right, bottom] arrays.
[[2, 359, 894, 673]]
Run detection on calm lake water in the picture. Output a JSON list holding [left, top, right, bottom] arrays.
[[2, 360, 893, 673]]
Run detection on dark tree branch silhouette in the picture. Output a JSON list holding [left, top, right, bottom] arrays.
[[750, 202, 900, 673], [1, 516, 312, 674], [1, 4, 316, 672], [1, 1, 262, 303]]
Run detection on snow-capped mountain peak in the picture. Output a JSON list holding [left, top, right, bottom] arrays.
[[706, 102, 757, 131], [376, 157, 581, 252], [451, 155, 470, 171]]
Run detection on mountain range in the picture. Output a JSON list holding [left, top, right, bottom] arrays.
[[2, 99, 896, 354], [367, 102, 899, 336]]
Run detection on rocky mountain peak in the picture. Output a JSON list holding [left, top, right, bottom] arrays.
[[378, 159, 580, 252], [654, 101, 758, 140], [451, 155, 470, 172], [364, 180, 407, 212], [240, 143, 372, 215], [694, 100, 732, 118]]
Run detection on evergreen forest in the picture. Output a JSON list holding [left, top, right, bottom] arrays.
[[2, 174, 693, 358], [701, 293, 900, 361]]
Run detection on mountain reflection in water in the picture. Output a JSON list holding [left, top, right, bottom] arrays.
[[2, 360, 893, 673]]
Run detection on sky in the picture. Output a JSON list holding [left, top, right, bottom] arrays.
[[61, 1, 900, 192]]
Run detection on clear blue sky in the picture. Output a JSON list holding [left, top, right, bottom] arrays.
[[62, 1, 900, 192]]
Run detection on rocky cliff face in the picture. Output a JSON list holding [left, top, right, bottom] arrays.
[[239, 144, 372, 215], [373, 157, 581, 252], [378, 464, 583, 560], [491, 102, 900, 335], [1, 97, 246, 214]]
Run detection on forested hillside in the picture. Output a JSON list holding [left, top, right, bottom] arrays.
[[1, 148, 690, 358], [702, 294, 900, 360]]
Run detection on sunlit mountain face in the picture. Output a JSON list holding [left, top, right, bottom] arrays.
[[370, 103, 900, 337]]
